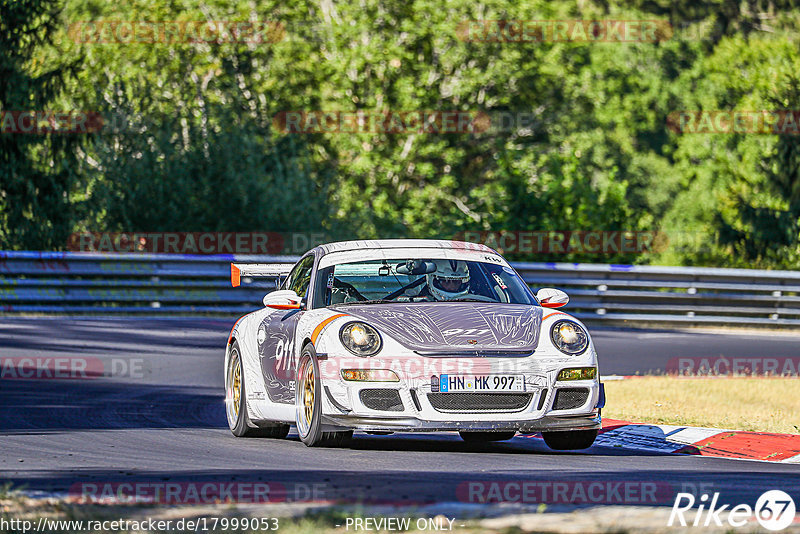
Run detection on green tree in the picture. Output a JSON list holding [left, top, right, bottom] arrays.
[[8, 0, 800, 268], [64, 0, 335, 239], [659, 32, 800, 267], [0, 0, 83, 249], [717, 75, 800, 263]]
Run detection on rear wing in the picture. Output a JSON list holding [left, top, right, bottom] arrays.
[[231, 263, 294, 287]]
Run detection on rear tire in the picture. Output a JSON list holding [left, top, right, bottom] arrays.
[[226, 341, 290, 438], [295, 345, 352, 447], [459, 431, 516, 442], [542, 429, 598, 450]]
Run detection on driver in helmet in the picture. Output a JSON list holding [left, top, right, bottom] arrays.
[[405, 259, 470, 301]]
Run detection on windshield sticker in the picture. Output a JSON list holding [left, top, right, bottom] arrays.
[[492, 273, 508, 289]]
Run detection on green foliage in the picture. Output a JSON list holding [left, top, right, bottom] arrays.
[[1, 0, 799, 266], [659, 32, 800, 267], [0, 0, 84, 249]]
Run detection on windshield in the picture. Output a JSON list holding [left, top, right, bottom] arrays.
[[314, 258, 537, 306]]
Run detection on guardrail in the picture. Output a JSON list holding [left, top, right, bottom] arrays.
[[1, 251, 799, 326]]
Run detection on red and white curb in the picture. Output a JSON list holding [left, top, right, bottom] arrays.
[[595, 374, 800, 462], [593, 419, 800, 463]]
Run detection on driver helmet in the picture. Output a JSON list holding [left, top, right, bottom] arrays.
[[427, 259, 470, 300]]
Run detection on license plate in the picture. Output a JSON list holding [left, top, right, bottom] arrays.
[[436, 374, 525, 392]]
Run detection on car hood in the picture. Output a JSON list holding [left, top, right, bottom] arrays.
[[331, 302, 543, 354]]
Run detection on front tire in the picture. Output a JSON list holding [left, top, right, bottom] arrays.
[[295, 345, 352, 447], [226, 341, 290, 438], [459, 431, 517, 442], [542, 429, 598, 450]]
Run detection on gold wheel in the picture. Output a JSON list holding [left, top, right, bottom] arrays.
[[232, 359, 241, 418], [226, 346, 245, 431], [296, 354, 317, 438], [303, 365, 314, 424], [295, 347, 352, 447]]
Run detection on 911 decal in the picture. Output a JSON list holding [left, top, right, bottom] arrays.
[[260, 313, 302, 405], [274, 338, 295, 375], [441, 328, 490, 336]]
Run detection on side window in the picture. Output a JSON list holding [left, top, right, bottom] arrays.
[[284, 255, 314, 300]]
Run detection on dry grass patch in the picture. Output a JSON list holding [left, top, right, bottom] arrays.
[[602, 377, 800, 434]]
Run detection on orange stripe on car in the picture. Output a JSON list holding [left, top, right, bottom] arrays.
[[543, 311, 569, 320], [311, 313, 348, 344], [228, 314, 247, 344]]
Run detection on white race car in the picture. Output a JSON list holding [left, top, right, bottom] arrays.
[[224, 239, 604, 448]]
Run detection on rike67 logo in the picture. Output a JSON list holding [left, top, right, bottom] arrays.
[[669, 490, 796, 531]]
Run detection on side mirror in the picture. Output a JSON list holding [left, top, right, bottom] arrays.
[[536, 288, 569, 308], [263, 290, 302, 310]]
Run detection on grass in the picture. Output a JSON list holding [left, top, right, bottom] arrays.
[[602, 376, 800, 434]]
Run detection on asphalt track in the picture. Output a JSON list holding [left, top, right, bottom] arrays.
[[1, 318, 799, 510]]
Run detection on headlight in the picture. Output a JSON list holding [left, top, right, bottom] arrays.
[[339, 322, 382, 356], [550, 320, 589, 355]]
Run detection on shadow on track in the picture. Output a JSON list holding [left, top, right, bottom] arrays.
[[334, 432, 678, 457], [0, 319, 230, 355], [0, 379, 226, 432]]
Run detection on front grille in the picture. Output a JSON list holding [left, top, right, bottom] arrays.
[[409, 389, 422, 411], [427, 393, 533, 413], [553, 388, 589, 410], [359, 389, 404, 411]]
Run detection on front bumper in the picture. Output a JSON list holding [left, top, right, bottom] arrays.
[[322, 412, 602, 433], [319, 358, 604, 433]]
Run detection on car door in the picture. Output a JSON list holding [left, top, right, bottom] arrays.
[[259, 254, 315, 404]]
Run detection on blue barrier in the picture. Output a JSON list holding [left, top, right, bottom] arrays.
[[0, 251, 798, 325]]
